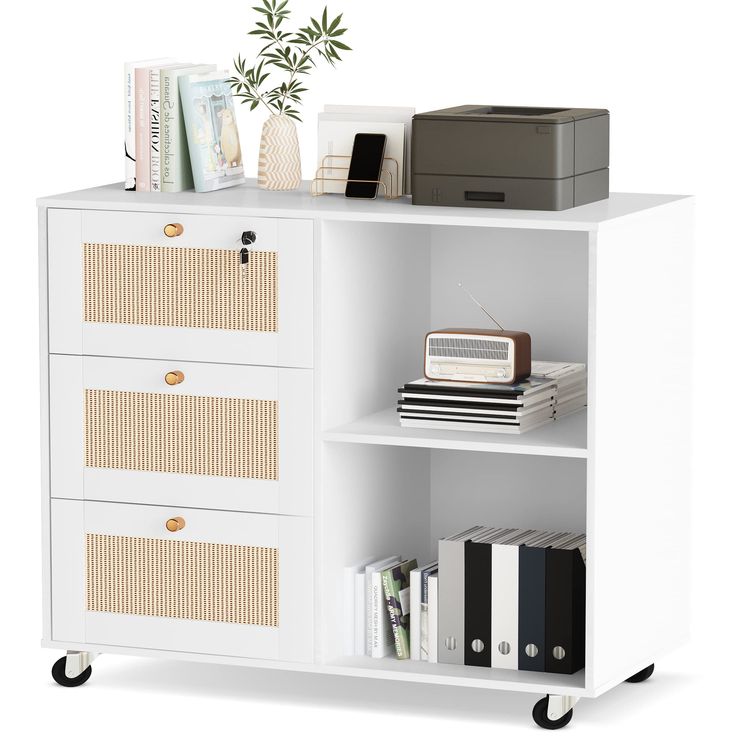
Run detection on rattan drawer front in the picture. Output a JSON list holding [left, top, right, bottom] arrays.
[[83, 243, 278, 332], [48, 210, 313, 367], [51, 499, 314, 661], [84, 389, 279, 480], [50, 355, 314, 516], [86, 533, 279, 626]]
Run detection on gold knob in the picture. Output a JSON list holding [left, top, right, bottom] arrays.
[[164, 370, 185, 386], [164, 223, 184, 237], [165, 516, 186, 532]]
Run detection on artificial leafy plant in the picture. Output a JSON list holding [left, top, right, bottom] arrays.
[[229, 0, 351, 121]]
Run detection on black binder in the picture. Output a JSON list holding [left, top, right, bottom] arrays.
[[518, 544, 546, 671], [544, 546, 586, 674], [464, 539, 492, 667]]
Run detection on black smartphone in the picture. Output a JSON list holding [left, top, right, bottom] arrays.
[[345, 133, 387, 199]]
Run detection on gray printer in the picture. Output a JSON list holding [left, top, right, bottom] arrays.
[[411, 105, 609, 210]]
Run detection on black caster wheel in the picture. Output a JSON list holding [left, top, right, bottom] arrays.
[[532, 697, 573, 730], [51, 656, 92, 687], [626, 663, 654, 683]]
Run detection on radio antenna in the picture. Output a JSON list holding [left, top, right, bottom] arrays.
[[457, 283, 505, 331]]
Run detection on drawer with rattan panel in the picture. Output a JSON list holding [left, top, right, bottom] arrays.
[[51, 498, 313, 662], [47, 209, 313, 367], [50, 354, 313, 516]]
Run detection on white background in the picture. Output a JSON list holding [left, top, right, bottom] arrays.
[[0, 0, 733, 732]]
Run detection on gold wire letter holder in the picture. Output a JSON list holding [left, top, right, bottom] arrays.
[[310, 154, 400, 199]]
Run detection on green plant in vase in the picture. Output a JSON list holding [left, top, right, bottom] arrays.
[[229, 0, 351, 190]]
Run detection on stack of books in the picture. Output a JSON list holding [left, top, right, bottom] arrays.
[[344, 556, 417, 660], [344, 527, 586, 675], [124, 59, 245, 193], [532, 361, 587, 418], [397, 361, 586, 434]]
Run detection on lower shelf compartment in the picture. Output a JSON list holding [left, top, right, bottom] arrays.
[[327, 656, 587, 695]]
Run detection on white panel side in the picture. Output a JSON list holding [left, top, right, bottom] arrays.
[[47, 209, 82, 354], [39, 207, 52, 640], [587, 199, 693, 691], [50, 498, 85, 642], [312, 218, 323, 659]]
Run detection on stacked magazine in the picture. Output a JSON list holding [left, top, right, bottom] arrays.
[[397, 361, 586, 434]]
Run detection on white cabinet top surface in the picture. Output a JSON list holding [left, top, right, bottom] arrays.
[[38, 180, 690, 232]]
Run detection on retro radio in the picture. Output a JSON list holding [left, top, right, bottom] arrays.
[[424, 328, 531, 384], [424, 285, 531, 384]]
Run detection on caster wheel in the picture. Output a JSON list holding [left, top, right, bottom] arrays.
[[532, 697, 573, 730], [626, 663, 654, 683], [51, 656, 92, 687]]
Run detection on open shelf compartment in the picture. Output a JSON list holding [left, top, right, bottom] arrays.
[[317, 440, 588, 691], [317, 220, 591, 691]]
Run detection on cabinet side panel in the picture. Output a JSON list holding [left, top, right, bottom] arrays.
[[39, 207, 51, 640], [588, 200, 693, 693]]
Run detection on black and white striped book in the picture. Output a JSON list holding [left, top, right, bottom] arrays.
[[397, 361, 586, 434]]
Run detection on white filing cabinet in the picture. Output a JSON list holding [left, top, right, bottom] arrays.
[[39, 183, 693, 728]]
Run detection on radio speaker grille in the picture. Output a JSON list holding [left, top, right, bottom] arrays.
[[85, 533, 279, 626], [428, 336, 509, 361], [84, 389, 279, 480], [83, 243, 278, 332]]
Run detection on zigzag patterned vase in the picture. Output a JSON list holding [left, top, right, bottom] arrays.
[[258, 114, 302, 191]]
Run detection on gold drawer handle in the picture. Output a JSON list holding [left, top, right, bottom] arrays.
[[164, 370, 185, 386], [165, 516, 186, 532], [164, 223, 184, 237]]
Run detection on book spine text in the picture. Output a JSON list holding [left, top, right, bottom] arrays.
[[149, 69, 162, 192], [124, 64, 136, 190], [161, 70, 176, 190], [382, 572, 404, 658], [134, 68, 150, 192]]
